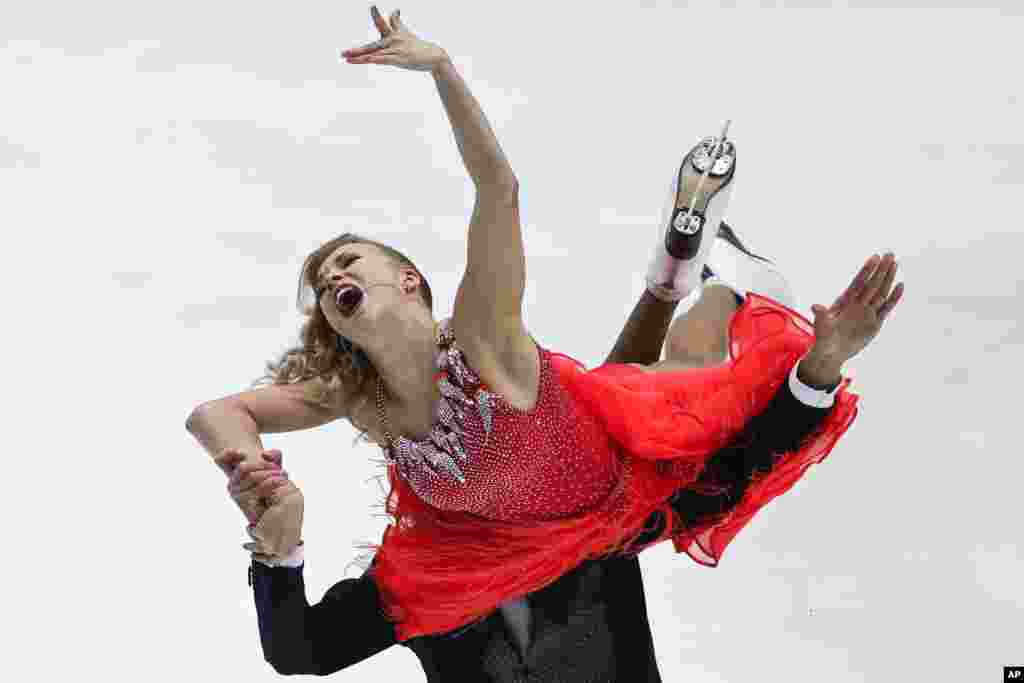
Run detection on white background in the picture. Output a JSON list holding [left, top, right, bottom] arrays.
[[3, 1, 1021, 681]]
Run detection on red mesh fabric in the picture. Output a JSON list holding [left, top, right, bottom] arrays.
[[371, 294, 859, 640]]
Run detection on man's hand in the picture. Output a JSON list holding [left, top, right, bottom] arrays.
[[804, 252, 904, 378], [245, 487, 304, 561]]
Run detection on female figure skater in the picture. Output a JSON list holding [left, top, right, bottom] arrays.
[[188, 5, 903, 643], [232, 356, 849, 680]]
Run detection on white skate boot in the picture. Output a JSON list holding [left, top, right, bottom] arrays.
[[705, 222, 795, 308], [646, 121, 736, 311]]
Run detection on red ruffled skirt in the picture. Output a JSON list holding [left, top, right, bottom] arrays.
[[371, 294, 859, 640]]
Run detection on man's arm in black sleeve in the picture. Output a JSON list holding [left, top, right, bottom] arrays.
[[251, 560, 397, 676], [630, 369, 836, 545], [669, 369, 834, 526]]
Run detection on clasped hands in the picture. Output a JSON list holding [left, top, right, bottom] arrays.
[[215, 448, 303, 561]]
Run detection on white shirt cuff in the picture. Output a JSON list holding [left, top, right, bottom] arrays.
[[253, 543, 305, 568], [789, 357, 840, 409]]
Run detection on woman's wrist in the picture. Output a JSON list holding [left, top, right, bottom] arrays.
[[430, 50, 453, 76]]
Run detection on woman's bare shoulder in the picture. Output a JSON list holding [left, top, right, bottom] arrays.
[[450, 318, 541, 412]]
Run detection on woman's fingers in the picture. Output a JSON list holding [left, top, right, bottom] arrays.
[[342, 37, 392, 58], [389, 9, 403, 32], [371, 5, 393, 36], [229, 459, 278, 480], [347, 51, 402, 65], [230, 466, 285, 495], [214, 448, 245, 475], [261, 449, 284, 466], [219, 449, 281, 481], [229, 462, 281, 493], [343, 5, 403, 57]]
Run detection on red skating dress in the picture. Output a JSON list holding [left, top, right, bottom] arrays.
[[371, 294, 859, 641]]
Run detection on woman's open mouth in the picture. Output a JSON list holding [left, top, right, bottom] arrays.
[[335, 285, 364, 318]]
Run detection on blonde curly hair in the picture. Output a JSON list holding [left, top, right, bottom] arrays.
[[254, 233, 433, 435]]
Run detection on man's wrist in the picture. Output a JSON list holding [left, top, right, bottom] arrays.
[[797, 350, 844, 390], [253, 541, 305, 568]]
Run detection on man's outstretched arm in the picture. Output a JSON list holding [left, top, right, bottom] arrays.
[[604, 291, 680, 365], [224, 451, 398, 675], [251, 559, 397, 676]]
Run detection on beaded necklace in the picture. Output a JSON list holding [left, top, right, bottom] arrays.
[[374, 320, 443, 451]]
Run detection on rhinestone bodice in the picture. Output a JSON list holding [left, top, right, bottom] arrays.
[[384, 320, 622, 523]]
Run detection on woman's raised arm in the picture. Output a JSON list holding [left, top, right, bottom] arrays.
[[342, 7, 536, 403], [432, 59, 529, 365]]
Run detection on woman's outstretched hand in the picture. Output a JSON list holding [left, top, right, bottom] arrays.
[[807, 252, 904, 368], [341, 6, 449, 72]]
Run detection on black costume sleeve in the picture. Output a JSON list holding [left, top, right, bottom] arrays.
[[632, 375, 834, 546], [250, 560, 397, 675], [670, 372, 832, 525]]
